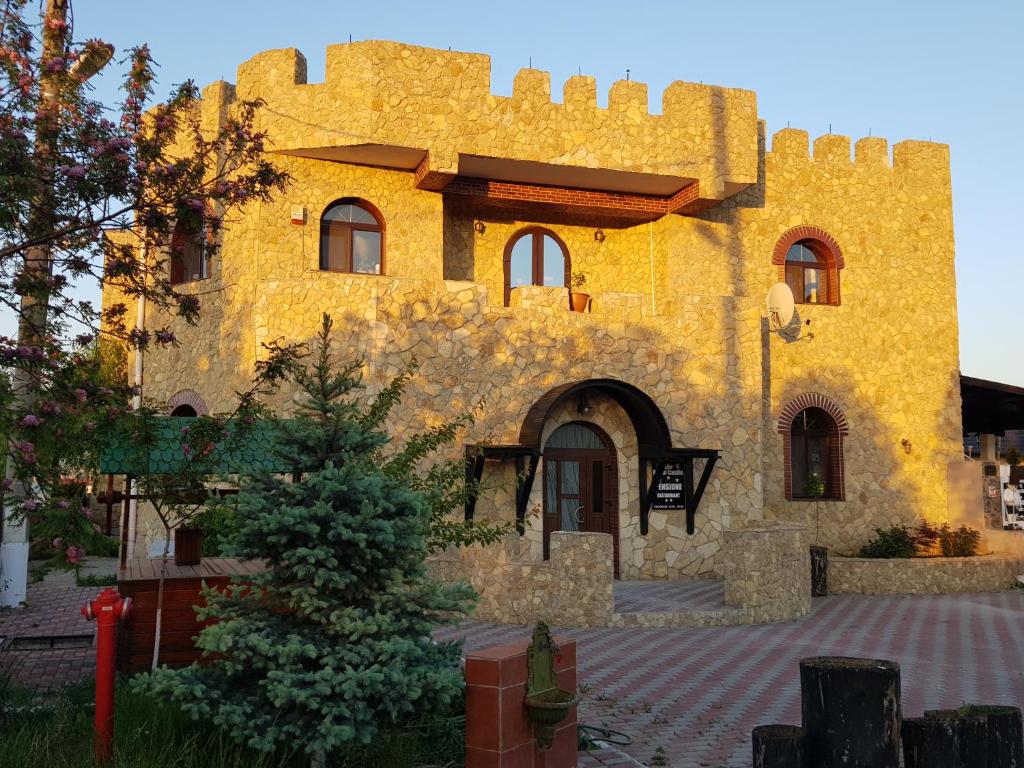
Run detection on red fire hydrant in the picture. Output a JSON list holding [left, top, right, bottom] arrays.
[[82, 587, 132, 765]]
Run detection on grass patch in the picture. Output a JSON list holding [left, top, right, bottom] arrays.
[[0, 671, 465, 767], [75, 572, 118, 588]]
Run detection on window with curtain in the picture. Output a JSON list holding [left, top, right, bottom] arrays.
[[319, 199, 384, 274], [790, 407, 840, 499], [169, 217, 208, 285]]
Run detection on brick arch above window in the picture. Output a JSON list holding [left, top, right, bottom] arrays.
[[167, 389, 208, 417], [771, 226, 844, 269], [777, 392, 849, 435]]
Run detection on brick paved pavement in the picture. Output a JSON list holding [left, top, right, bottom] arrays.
[[6, 577, 1024, 767], [0, 582, 97, 692], [437, 590, 1024, 767]]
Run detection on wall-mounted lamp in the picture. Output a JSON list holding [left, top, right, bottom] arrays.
[[901, 438, 912, 455], [290, 205, 306, 225], [576, 391, 592, 415], [474, 221, 486, 235], [594, 229, 606, 243]]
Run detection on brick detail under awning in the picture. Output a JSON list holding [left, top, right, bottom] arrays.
[[414, 156, 716, 220]]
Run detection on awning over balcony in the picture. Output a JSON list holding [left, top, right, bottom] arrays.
[[961, 375, 1024, 434]]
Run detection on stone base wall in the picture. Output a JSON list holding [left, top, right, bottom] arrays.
[[428, 531, 614, 628], [722, 521, 811, 623], [829, 554, 1024, 595]]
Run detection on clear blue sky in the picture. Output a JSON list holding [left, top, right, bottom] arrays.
[[67, 0, 1024, 385]]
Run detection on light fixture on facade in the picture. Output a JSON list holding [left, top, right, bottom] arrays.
[[576, 391, 592, 415], [474, 221, 486, 235], [901, 438, 912, 454], [290, 206, 306, 225], [594, 229, 606, 243]]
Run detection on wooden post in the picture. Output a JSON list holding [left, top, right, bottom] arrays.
[[923, 706, 1024, 768], [809, 546, 828, 597], [902, 716, 962, 767], [800, 657, 901, 767], [753, 724, 806, 768]]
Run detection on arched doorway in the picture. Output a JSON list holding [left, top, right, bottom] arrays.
[[542, 421, 619, 578]]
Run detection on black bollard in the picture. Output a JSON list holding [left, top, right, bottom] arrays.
[[800, 656, 901, 767], [753, 724, 806, 768], [810, 546, 828, 597], [903, 716, 962, 767]]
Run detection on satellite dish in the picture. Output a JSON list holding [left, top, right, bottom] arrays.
[[766, 282, 796, 330]]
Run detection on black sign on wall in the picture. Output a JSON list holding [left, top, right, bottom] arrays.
[[651, 462, 686, 510]]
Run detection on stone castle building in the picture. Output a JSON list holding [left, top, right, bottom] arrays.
[[107, 40, 963, 581]]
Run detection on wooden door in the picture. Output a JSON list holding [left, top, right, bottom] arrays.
[[541, 422, 619, 578]]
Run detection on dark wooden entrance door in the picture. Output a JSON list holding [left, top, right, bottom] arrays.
[[542, 422, 619, 578]]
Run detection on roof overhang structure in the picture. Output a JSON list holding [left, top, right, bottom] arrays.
[[464, 378, 720, 537], [961, 375, 1024, 435]]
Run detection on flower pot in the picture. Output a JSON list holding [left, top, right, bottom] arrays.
[[174, 527, 203, 566], [569, 292, 590, 313]]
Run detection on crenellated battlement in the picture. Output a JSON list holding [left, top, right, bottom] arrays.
[[220, 41, 761, 204], [768, 127, 949, 176]]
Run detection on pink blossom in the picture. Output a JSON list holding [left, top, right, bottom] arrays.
[[21, 499, 39, 512], [19, 414, 41, 427], [52, 537, 63, 549], [57, 499, 69, 509], [73, 388, 87, 403], [66, 546, 84, 565], [80, 507, 92, 518]]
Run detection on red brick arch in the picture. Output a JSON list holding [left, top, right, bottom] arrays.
[[778, 393, 847, 502], [772, 226, 844, 306], [167, 389, 208, 416]]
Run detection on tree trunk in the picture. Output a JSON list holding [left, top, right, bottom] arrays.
[[924, 706, 1024, 768], [800, 656, 901, 767], [903, 716, 962, 767], [753, 724, 806, 768]]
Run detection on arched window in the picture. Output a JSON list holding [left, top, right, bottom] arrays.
[[778, 394, 848, 501], [785, 241, 831, 304], [503, 227, 570, 306], [772, 226, 844, 305], [319, 199, 384, 275], [170, 217, 208, 285]]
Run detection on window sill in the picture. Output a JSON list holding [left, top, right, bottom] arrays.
[[171, 277, 210, 288], [787, 496, 844, 503]]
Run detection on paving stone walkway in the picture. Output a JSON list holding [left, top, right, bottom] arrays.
[[7, 576, 1024, 767], [437, 590, 1024, 767]]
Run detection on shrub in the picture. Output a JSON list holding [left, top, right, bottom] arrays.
[[1006, 447, 1021, 466], [138, 314, 475, 759], [859, 521, 981, 558], [858, 525, 918, 558], [939, 524, 981, 557], [190, 500, 237, 557]]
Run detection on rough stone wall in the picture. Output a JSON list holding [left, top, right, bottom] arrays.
[[722, 521, 811, 622], [429, 531, 614, 628], [113, 41, 962, 575], [232, 41, 758, 204], [671, 127, 963, 555], [829, 554, 1023, 595]]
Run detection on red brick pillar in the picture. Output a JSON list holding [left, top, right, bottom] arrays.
[[465, 637, 578, 768]]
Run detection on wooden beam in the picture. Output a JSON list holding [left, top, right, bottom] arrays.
[[515, 454, 539, 535], [688, 456, 718, 535]]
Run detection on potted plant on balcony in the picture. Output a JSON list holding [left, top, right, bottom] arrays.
[[569, 271, 590, 313]]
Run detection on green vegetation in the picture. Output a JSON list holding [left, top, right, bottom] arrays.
[[138, 315, 474, 760], [0, 670, 464, 768], [858, 520, 981, 558]]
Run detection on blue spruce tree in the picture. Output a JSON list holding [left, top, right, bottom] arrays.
[[141, 314, 475, 759]]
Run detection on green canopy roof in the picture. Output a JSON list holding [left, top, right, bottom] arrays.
[[100, 418, 293, 475]]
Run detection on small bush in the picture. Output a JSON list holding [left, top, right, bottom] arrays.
[[859, 525, 918, 558], [75, 572, 117, 587], [190, 501, 238, 557], [1006, 447, 1021, 466], [859, 521, 981, 558], [939, 524, 981, 557]]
